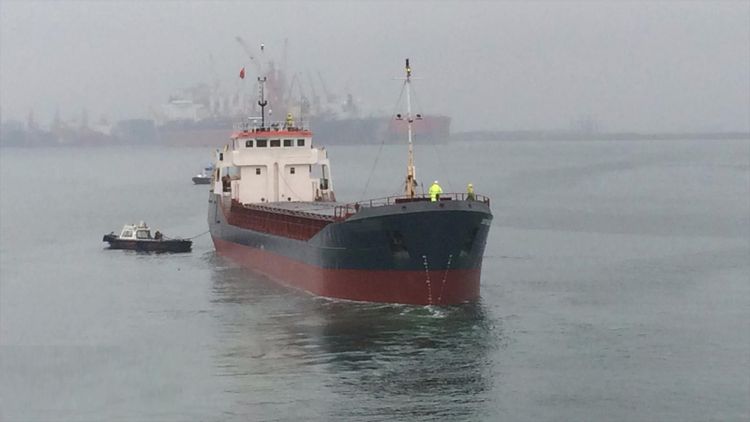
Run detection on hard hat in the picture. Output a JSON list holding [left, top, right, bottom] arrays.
[[434, 180, 439, 184], [468, 183, 473, 187]]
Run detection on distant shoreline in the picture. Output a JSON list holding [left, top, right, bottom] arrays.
[[450, 131, 750, 142], [2, 128, 749, 147]]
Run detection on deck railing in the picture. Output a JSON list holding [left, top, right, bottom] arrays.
[[232, 120, 310, 133], [333, 193, 490, 220]]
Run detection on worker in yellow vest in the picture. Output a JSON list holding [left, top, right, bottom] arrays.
[[285, 112, 295, 129], [466, 183, 476, 201], [429, 180, 443, 202]]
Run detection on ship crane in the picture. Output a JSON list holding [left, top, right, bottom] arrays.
[[396, 58, 422, 198]]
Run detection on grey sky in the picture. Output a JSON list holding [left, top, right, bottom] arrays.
[[1, 0, 748, 132]]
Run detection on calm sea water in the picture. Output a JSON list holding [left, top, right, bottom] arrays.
[[1, 139, 748, 421]]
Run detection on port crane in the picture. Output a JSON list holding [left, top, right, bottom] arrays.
[[235, 36, 264, 76], [306, 72, 321, 114], [317, 71, 337, 105]]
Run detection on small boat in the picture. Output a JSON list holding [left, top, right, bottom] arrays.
[[103, 221, 192, 252], [192, 166, 213, 185]]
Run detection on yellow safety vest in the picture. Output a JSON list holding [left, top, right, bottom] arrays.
[[429, 183, 443, 201]]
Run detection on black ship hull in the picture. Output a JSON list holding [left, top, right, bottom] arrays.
[[103, 234, 192, 253]]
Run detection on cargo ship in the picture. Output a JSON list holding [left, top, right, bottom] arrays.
[[309, 113, 451, 145], [154, 112, 450, 147], [149, 49, 450, 147], [151, 92, 450, 147], [208, 60, 491, 305]]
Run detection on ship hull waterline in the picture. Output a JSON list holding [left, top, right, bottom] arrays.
[[212, 236, 481, 305], [209, 193, 492, 306]]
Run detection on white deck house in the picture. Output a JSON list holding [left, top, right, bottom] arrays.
[[213, 121, 335, 204]]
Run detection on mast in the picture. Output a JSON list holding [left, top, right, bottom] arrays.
[[258, 76, 268, 129], [403, 58, 416, 198]]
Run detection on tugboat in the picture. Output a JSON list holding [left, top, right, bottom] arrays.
[[192, 165, 213, 185], [103, 222, 192, 252], [208, 59, 492, 305]]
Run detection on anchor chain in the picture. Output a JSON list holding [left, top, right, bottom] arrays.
[[422, 254, 433, 305], [437, 254, 453, 304]]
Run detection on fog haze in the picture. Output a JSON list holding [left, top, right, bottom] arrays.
[[1, 0, 748, 132]]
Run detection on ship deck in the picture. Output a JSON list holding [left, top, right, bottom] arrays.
[[216, 191, 491, 244], [241, 201, 343, 220], [232, 192, 490, 223]]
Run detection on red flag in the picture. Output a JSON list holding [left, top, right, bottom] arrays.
[[239, 67, 245, 79]]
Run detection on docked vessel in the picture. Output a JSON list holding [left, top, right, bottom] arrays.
[[309, 113, 451, 145], [103, 222, 192, 252], [208, 60, 491, 305], [154, 111, 450, 147], [150, 46, 450, 147]]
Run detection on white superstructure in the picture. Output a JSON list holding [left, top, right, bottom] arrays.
[[212, 119, 334, 204]]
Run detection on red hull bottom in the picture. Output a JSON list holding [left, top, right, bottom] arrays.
[[212, 237, 480, 305]]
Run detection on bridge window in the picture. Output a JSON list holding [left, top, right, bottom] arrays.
[[227, 166, 240, 179], [290, 167, 295, 174], [270, 139, 281, 147], [283, 139, 293, 147], [297, 139, 305, 147], [255, 168, 261, 175], [245, 140, 253, 148], [256, 139, 267, 147]]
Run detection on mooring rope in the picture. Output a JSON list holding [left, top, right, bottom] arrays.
[[162, 230, 210, 241], [187, 230, 210, 239]]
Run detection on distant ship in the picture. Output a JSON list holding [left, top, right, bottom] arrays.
[[192, 165, 213, 184], [149, 52, 451, 147], [153, 91, 240, 147], [310, 113, 451, 145], [208, 60, 491, 305], [154, 113, 450, 147], [0, 110, 121, 147], [152, 97, 450, 147], [157, 116, 235, 147]]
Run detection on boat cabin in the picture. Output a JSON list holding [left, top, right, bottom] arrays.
[[213, 118, 335, 204], [119, 222, 154, 240], [197, 165, 213, 177]]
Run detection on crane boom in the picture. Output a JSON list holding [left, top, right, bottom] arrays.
[[235, 36, 263, 75], [317, 71, 336, 104], [306, 71, 320, 112]]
